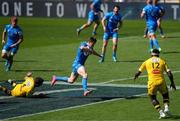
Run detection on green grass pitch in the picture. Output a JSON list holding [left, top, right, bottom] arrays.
[[0, 17, 180, 120]]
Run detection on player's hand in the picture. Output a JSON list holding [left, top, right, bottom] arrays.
[[2, 40, 5, 45], [113, 28, 119, 32], [170, 83, 176, 90]]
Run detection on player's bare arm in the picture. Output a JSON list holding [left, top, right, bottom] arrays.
[[2, 30, 6, 45], [167, 71, 176, 90]]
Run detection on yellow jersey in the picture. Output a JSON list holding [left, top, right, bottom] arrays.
[[11, 77, 35, 97], [139, 56, 170, 85]]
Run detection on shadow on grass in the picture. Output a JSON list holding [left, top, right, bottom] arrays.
[[166, 36, 180, 39], [162, 51, 180, 54], [11, 69, 62, 72], [0, 60, 38, 63], [170, 115, 180, 120]]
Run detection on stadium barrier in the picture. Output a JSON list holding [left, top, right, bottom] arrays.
[[0, 0, 179, 20]]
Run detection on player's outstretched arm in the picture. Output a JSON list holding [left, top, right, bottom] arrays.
[[92, 50, 102, 58], [134, 71, 142, 80], [167, 71, 176, 90]]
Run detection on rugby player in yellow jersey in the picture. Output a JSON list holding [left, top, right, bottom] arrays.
[[134, 49, 176, 119], [0, 72, 44, 97]]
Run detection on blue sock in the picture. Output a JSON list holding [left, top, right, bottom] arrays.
[[150, 39, 153, 50], [113, 52, 116, 57], [55, 76, 68, 82], [153, 39, 160, 49], [82, 78, 88, 91]]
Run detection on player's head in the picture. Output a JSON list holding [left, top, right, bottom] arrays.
[[11, 16, 18, 27], [146, 0, 152, 4], [113, 5, 120, 15], [34, 77, 44, 87], [151, 49, 160, 57], [88, 37, 97, 47], [153, 0, 158, 5]]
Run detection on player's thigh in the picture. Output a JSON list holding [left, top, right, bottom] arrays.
[[158, 82, 168, 95], [112, 33, 118, 45], [148, 82, 158, 96], [103, 32, 110, 43], [2, 44, 11, 56], [77, 66, 87, 78]]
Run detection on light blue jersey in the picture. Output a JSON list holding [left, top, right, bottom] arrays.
[[3, 24, 23, 54], [92, 0, 102, 13], [103, 12, 122, 40], [143, 4, 161, 33], [88, 0, 102, 22], [4, 24, 23, 45], [72, 42, 91, 74]]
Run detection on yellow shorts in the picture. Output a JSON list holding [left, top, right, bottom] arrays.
[[11, 84, 25, 97], [148, 80, 168, 96]]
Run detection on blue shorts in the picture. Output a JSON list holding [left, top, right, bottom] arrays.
[[88, 11, 99, 22], [2, 43, 19, 55], [147, 25, 157, 35], [103, 31, 118, 41], [72, 64, 82, 75]]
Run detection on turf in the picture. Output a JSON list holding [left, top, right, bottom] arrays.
[[0, 17, 180, 120]]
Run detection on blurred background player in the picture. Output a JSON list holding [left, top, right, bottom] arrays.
[[143, 0, 165, 38], [141, 0, 162, 52], [1, 16, 24, 71], [99, 5, 122, 63], [77, 0, 103, 36], [134, 49, 176, 119], [0, 72, 44, 97], [51, 37, 102, 96]]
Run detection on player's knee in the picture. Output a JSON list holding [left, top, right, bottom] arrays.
[[103, 42, 108, 47], [1, 53, 6, 58], [82, 73, 88, 79], [68, 79, 75, 84]]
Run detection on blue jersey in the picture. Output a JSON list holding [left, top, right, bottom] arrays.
[[4, 24, 23, 45], [92, 0, 102, 12], [143, 4, 161, 28], [155, 4, 165, 18], [104, 12, 122, 33], [73, 42, 91, 66]]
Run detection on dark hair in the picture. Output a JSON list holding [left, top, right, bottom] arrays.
[[88, 37, 97, 43], [151, 49, 160, 56], [113, 5, 120, 10], [34, 77, 44, 87]]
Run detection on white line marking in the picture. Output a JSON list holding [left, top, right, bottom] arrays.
[[102, 70, 180, 84]]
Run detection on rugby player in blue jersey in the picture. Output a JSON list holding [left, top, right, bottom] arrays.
[[77, 0, 103, 36], [144, 0, 165, 38], [141, 0, 162, 52], [1, 16, 23, 71], [99, 5, 122, 63], [51, 37, 102, 96]]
